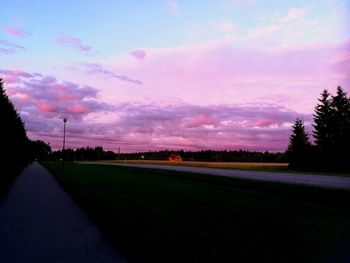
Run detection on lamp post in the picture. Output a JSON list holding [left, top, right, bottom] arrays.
[[63, 118, 67, 151], [62, 118, 67, 170]]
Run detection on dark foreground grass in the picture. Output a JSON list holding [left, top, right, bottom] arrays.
[[43, 162, 350, 263]]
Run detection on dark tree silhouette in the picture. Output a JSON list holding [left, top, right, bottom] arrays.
[[292, 87, 350, 171], [118, 149, 286, 162], [287, 118, 311, 169], [49, 147, 286, 163], [330, 87, 350, 167], [0, 79, 29, 162], [313, 89, 333, 155], [29, 140, 52, 160]]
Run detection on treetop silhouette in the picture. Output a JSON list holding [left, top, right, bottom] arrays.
[[0, 79, 29, 162]]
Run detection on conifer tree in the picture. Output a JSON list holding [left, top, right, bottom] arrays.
[[330, 86, 350, 165], [287, 118, 311, 169], [0, 79, 29, 162], [312, 87, 350, 170], [313, 89, 333, 154]]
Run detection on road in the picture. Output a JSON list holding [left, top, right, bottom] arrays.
[[0, 162, 125, 263], [92, 162, 350, 190]]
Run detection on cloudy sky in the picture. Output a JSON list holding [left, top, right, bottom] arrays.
[[1, 0, 349, 152]]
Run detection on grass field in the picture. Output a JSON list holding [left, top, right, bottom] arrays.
[[44, 161, 350, 263]]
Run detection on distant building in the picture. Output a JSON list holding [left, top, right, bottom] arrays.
[[168, 153, 182, 162]]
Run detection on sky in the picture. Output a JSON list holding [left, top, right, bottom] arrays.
[[1, 0, 349, 152]]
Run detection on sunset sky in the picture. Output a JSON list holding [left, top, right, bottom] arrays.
[[1, 0, 349, 152]]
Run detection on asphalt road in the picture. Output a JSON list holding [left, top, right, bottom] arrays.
[[95, 162, 350, 190], [0, 162, 125, 263]]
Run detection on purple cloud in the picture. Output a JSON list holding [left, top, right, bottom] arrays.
[[24, 100, 311, 152], [0, 39, 26, 54], [1, 66, 314, 152], [56, 34, 92, 53], [130, 50, 146, 61], [108, 102, 311, 152], [1, 68, 309, 151], [0, 69, 110, 120], [4, 26, 32, 38], [85, 63, 143, 85], [0, 69, 34, 83]]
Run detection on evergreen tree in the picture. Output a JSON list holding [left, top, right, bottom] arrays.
[[0, 79, 29, 162], [330, 86, 350, 167], [313, 89, 333, 154], [287, 118, 311, 169], [312, 87, 350, 170]]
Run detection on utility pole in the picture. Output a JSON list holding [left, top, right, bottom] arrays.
[[62, 118, 67, 171], [63, 118, 67, 151]]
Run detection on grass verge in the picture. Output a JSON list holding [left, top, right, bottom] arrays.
[[43, 161, 350, 263]]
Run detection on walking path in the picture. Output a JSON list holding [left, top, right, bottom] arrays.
[[93, 162, 350, 190], [0, 162, 125, 263]]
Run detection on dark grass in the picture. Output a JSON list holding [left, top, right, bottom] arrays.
[[0, 162, 26, 199], [43, 161, 350, 263]]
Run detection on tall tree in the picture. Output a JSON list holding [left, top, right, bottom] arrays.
[[0, 79, 29, 162], [312, 87, 350, 170], [287, 118, 311, 169], [330, 86, 350, 165], [313, 89, 333, 154]]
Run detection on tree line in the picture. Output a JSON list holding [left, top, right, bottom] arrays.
[[50, 146, 116, 161], [288, 87, 350, 171], [118, 150, 287, 162], [49, 148, 286, 163]]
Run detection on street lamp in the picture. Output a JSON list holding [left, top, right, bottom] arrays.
[[62, 118, 67, 170], [62, 117, 67, 151]]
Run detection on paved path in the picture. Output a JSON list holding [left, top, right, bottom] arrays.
[[0, 162, 125, 263], [93, 163, 350, 190]]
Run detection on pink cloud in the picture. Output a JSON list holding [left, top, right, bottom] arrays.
[[68, 105, 89, 114], [13, 92, 30, 102], [37, 102, 55, 112], [4, 26, 31, 38], [1, 67, 311, 151], [110, 102, 311, 152], [27, 101, 309, 152], [0, 69, 109, 119], [56, 34, 92, 53], [130, 50, 146, 61], [184, 114, 216, 128]]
